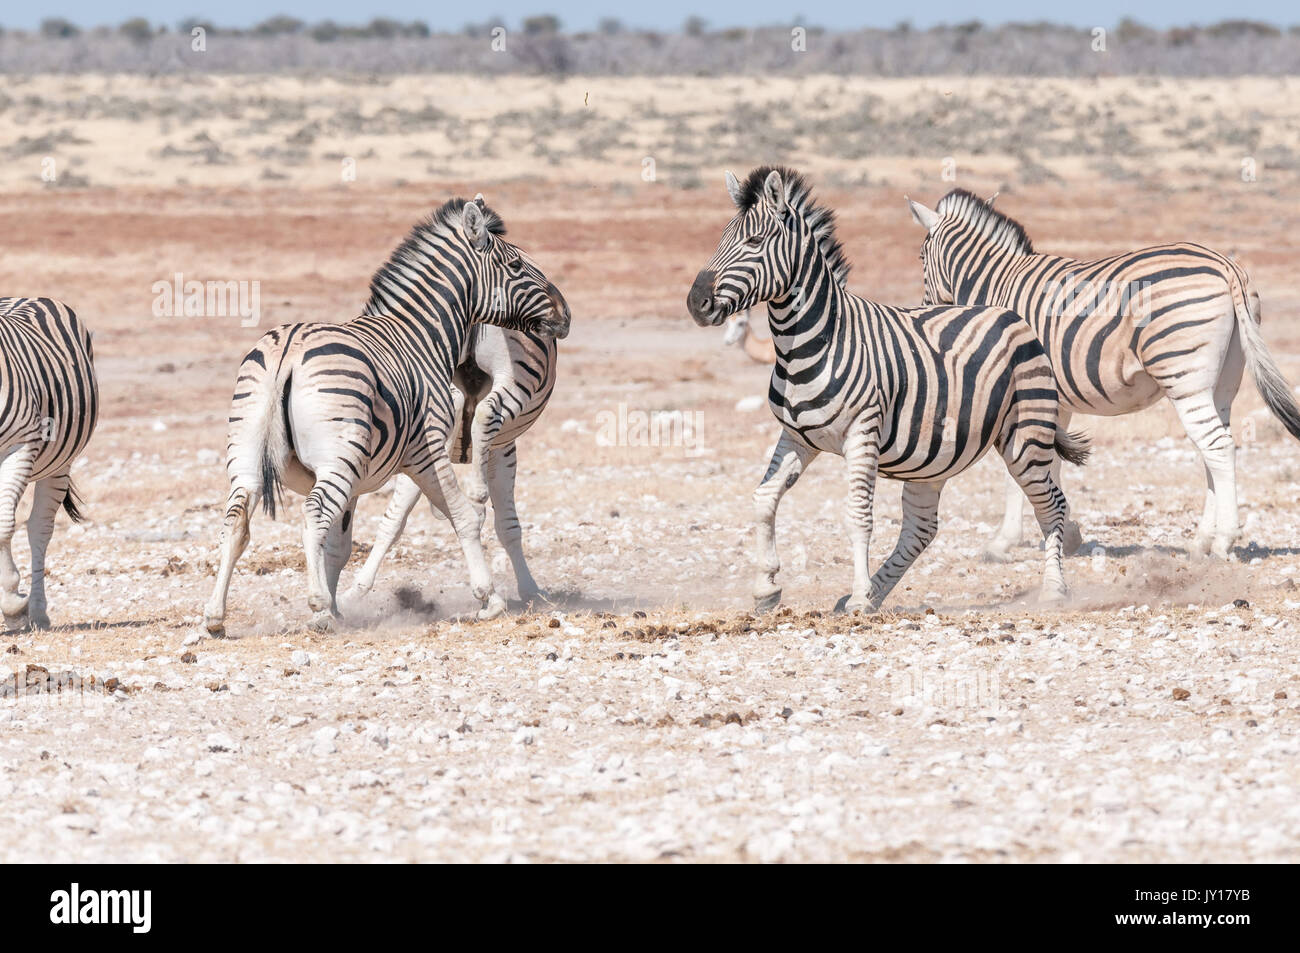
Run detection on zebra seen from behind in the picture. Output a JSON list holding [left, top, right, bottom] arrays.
[[687, 167, 1089, 613], [202, 197, 570, 635], [0, 297, 97, 630], [907, 190, 1300, 560], [345, 322, 557, 605]]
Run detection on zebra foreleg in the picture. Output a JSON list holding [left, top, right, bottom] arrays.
[[408, 452, 505, 620], [346, 477, 423, 599], [864, 480, 945, 610], [24, 471, 73, 630], [486, 442, 540, 603], [204, 484, 259, 636], [0, 442, 38, 626], [838, 426, 881, 613], [751, 431, 819, 612]]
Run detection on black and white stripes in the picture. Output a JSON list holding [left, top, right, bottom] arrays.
[[0, 297, 97, 629], [202, 198, 569, 634], [909, 189, 1300, 559], [688, 167, 1087, 612]]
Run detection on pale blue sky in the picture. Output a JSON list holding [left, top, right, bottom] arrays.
[[8, 1, 1297, 31]]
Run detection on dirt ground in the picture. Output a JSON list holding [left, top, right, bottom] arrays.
[[1, 74, 1299, 862]]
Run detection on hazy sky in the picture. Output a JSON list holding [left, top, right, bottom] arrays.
[[9, 1, 1298, 32]]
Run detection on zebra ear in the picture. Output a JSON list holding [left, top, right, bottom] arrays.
[[461, 200, 490, 251], [474, 192, 487, 208], [761, 169, 786, 213], [906, 197, 940, 232], [725, 170, 744, 208]]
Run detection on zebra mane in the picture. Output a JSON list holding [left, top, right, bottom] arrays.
[[736, 165, 851, 286], [935, 189, 1034, 254], [366, 198, 507, 306]]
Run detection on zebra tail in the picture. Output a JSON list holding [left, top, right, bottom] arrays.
[[258, 367, 294, 520], [1228, 263, 1300, 443], [62, 480, 85, 523], [1054, 429, 1092, 467]]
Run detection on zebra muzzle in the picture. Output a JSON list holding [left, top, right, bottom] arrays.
[[688, 270, 724, 326]]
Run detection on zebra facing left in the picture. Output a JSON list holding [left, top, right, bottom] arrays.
[[688, 166, 1089, 614], [202, 198, 569, 635], [0, 297, 98, 630]]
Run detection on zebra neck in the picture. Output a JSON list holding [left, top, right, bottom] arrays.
[[765, 256, 848, 361]]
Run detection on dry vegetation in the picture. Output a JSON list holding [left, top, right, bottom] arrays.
[[0, 68, 1298, 861]]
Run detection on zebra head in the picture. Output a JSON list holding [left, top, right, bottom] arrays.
[[907, 190, 1033, 306], [689, 166, 849, 327], [461, 198, 571, 340]]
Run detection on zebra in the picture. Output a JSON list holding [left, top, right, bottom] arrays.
[[0, 297, 97, 630], [202, 197, 569, 635], [906, 189, 1300, 560], [686, 167, 1089, 613], [344, 322, 557, 605]]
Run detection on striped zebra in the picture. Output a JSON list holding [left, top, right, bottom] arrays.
[[907, 190, 1300, 559], [202, 198, 569, 635], [0, 297, 97, 630], [344, 323, 557, 604], [686, 167, 1089, 612]]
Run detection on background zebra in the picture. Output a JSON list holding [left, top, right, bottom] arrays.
[[0, 297, 97, 630], [687, 167, 1089, 612], [202, 198, 569, 635], [907, 189, 1300, 559], [345, 323, 557, 605]]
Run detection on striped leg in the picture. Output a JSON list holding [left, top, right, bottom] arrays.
[[302, 470, 358, 632], [1172, 390, 1238, 559], [204, 484, 259, 636], [989, 409, 1081, 559], [1001, 442, 1070, 603], [407, 448, 505, 620], [324, 502, 356, 604], [463, 391, 508, 508], [24, 471, 73, 630], [1193, 338, 1246, 556], [752, 430, 819, 612], [840, 423, 881, 612], [866, 480, 945, 609], [0, 442, 38, 625], [486, 442, 540, 602], [346, 477, 424, 599]]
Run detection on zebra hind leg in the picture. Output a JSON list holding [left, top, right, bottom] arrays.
[[0, 443, 38, 627], [860, 480, 945, 611], [302, 471, 358, 632], [1000, 438, 1070, 604], [24, 471, 74, 630], [323, 502, 355, 616], [203, 484, 260, 636], [1171, 390, 1238, 559]]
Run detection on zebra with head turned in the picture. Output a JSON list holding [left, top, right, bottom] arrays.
[[344, 321, 557, 605], [907, 190, 1300, 560], [202, 197, 569, 635], [687, 167, 1089, 613], [0, 297, 97, 630]]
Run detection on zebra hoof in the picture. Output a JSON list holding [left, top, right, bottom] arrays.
[[982, 545, 1014, 564], [307, 611, 335, 634], [753, 589, 782, 613], [0, 592, 29, 619], [1191, 535, 1213, 557], [203, 613, 226, 637], [1211, 538, 1237, 560], [27, 612, 50, 631], [1062, 521, 1084, 557], [478, 594, 506, 621], [834, 595, 876, 615]]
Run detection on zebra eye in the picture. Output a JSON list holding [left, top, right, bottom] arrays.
[[744, 234, 764, 248], [508, 257, 523, 273]]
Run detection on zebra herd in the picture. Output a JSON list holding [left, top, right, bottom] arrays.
[[2, 167, 1299, 634]]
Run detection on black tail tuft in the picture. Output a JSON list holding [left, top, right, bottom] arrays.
[[62, 481, 86, 523], [1054, 429, 1091, 467], [260, 451, 280, 519], [259, 371, 292, 519]]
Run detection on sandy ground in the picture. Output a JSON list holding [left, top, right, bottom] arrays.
[[1, 74, 1299, 862]]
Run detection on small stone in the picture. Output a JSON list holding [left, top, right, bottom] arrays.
[[180, 652, 197, 664], [290, 650, 310, 667], [1172, 687, 1191, 701]]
